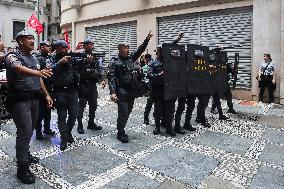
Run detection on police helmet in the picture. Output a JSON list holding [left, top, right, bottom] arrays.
[[54, 40, 68, 48], [40, 40, 50, 47], [15, 31, 34, 42], [83, 38, 93, 45]]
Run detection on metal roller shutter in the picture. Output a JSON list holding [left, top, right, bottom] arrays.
[[158, 7, 253, 88], [85, 21, 137, 68]]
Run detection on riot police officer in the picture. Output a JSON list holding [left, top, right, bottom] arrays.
[[34, 41, 56, 140], [142, 54, 153, 125], [108, 31, 153, 143], [76, 39, 106, 134], [47, 40, 79, 151], [5, 31, 53, 184]]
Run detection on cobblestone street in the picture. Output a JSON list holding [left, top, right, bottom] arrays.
[[0, 89, 283, 189]]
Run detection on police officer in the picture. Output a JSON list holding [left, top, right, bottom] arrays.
[[142, 54, 153, 125], [76, 39, 106, 134], [108, 31, 153, 143], [34, 41, 56, 140], [211, 64, 237, 114], [5, 31, 53, 184], [47, 40, 79, 151]]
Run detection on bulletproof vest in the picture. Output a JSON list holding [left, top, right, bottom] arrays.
[[50, 54, 78, 88], [113, 57, 136, 88], [150, 59, 164, 87], [34, 52, 49, 69], [6, 50, 41, 93], [79, 52, 100, 82]]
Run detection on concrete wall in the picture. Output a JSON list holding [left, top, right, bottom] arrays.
[[61, 0, 284, 103], [252, 0, 282, 103]]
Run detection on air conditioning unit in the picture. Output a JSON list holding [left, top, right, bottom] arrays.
[[70, 0, 81, 9]]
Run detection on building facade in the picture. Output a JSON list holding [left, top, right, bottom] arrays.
[[46, 0, 61, 41], [61, 0, 283, 104]]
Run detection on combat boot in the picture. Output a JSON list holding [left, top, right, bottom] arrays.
[[183, 123, 196, 131], [87, 122, 102, 130], [117, 132, 129, 143], [174, 125, 186, 135], [17, 161, 35, 184], [77, 122, 85, 134], [166, 127, 176, 137], [144, 117, 150, 125], [43, 129, 55, 136], [219, 114, 228, 120], [36, 130, 43, 141], [60, 132, 68, 151]]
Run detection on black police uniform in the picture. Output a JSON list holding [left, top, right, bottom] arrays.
[[5, 31, 41, 184], [33, 47, 55, 139], [211, 64, 237, 114], [77, 49, 103, 134], [108, 38, 149, 143], [48, 40, 79, 150]]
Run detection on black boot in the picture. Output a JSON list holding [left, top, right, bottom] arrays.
[[28, 152, 39, 164], [60, 132, 68, 151], [201, 122, 211, 128], [43, 129, 55, 136], [117, 132, 129, 143], [166, 127, 176, 137], [36, 130, 43, 141], [219, 114, 228, 120], [77, 122, 85, 134], [183, 123, 196, 131], [17, 161, 35, 184], [174, 126, 186, 135], [210, 108, 218, 114], [87, 122, 102, 130], [67, 132, 75, 144]]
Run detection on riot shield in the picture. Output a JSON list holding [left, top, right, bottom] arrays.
[[208, 49, 228, 94], [162, 43, 187, 100], [186, 44, 211, 95]]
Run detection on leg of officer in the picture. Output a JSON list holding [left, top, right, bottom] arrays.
[[174, 97, 186, 134], [226, 83, 237, 114], [116, 94, 132, 143], [164, 98, 177, 137], [153, 97, 164, 135], [35, 97, 45, 140], [77, 97, 87, 134], [12, 98, 39, 184], [66, 90, 78, 143], [212, 94, 228, 120], [210, 96, 218, 114], [196, 94, 211, 128], [87, 83, 101, 130], [43, 101, 54, 135], [184, 94, 197, 131], [144, 97, 153, 125]]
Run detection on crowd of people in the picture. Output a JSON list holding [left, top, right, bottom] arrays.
[[0, 30, 276, 185]]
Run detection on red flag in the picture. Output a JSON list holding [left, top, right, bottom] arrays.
[[27, 14, 44, 34], [64, 30, 70, 50], [76, 42, 84, 50]]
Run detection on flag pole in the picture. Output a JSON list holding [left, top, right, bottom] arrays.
[[36, 0, 40, 49]]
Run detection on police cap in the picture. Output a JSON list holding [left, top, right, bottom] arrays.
[[15, 31, 34, 41], [83, 38, 93, 45], [54, 40, 68, 48], [40, 40, 50, 47], [118, 43, 129, 49]]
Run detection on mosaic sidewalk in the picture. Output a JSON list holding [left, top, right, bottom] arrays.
[[0, 89, 283, 189]]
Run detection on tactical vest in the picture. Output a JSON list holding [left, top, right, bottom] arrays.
[[113, 57, 136, 88], [6, 50, 41, 93], [50, 55, 79, 89], [78, 53, 100, 83]]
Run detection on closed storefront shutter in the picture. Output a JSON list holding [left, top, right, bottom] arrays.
[[158, 7, 253, 88], [86, 21, 137, 69]]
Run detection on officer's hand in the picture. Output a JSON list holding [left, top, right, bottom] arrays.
[[146, 31, 153, 40], [45, 95, 53, 108], [110, 94, 118, 102], [59, 56, 71, 64], [272, 79, 276, 84], [101, 80, 106, 89], [86, 55, 94, 62], [38, 68, 53, 78], [178, 33, 184, 39]]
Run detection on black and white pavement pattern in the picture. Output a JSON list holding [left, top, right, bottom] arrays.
[[0, 88, 283, 189]]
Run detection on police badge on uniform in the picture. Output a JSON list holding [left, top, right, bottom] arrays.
[[36, 64, 40, 70]]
